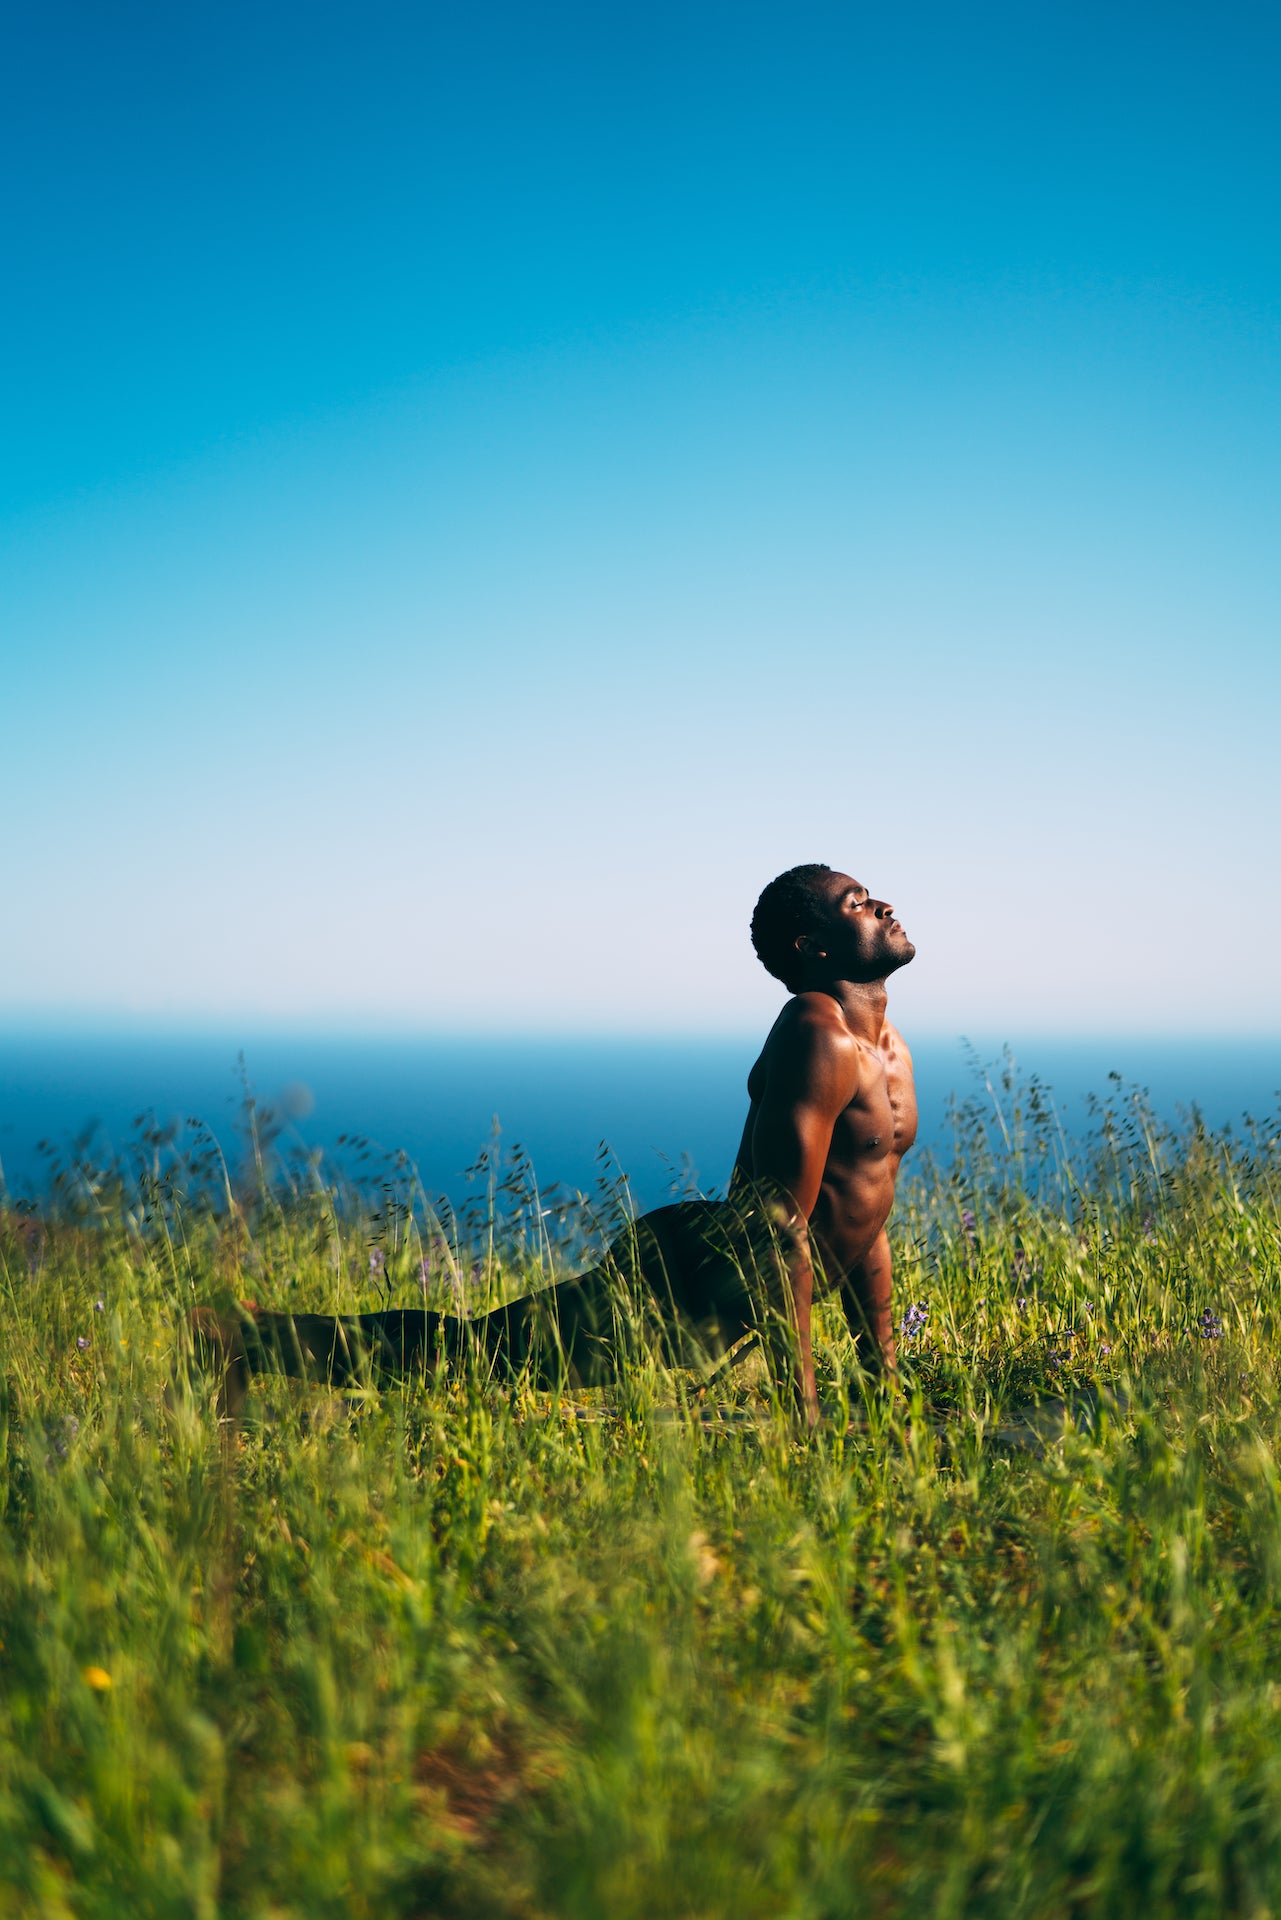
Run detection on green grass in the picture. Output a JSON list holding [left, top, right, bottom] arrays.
[[2, 1072, 1281, 1917]]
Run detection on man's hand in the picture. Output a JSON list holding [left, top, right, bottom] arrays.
[[756, 1195, 819, 1428], [839, 1228, 897, 1379]]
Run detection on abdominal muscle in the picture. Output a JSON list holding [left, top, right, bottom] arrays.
[[733, 1020, 918, 1289], [810, 1047, 917, 1286], [808, 1157, 900, 1287]]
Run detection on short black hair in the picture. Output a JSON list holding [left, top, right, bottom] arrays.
[[750, 863, 838, 991]]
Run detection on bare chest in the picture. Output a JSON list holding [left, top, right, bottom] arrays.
[[831, 1042, 919, 1163]]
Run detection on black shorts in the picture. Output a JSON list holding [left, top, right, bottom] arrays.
[[542, 1196, 786, 1382]]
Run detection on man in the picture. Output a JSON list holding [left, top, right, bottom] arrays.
[[196, 865, 917, 1426]]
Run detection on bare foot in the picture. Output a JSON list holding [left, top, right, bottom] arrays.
[[189, 1302, 259, 1421]]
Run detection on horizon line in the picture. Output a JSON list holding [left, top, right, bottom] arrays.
[[2, 1019, 1281, 1047]]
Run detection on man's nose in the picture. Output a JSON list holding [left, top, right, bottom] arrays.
[[871, 897, 894, 918]]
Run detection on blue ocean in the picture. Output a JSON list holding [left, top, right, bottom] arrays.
[[2, 1031, 1279, 1213]]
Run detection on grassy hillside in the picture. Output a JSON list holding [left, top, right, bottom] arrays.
[[2, 1073, 1280, 1917]]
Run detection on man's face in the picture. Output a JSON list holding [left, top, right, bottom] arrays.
[[802, 872, 916, 981]]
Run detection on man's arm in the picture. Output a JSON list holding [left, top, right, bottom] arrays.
[[743, 1008, 861, 1425], [838, 1227, 897, 1377]]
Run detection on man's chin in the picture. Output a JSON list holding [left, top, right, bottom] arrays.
[[886, 940, 916, 973]]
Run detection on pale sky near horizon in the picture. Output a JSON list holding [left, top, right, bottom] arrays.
[[4, 1, 1279, 1037]]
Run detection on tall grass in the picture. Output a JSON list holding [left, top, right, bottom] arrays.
[[2, 1067, 1280, 1917]]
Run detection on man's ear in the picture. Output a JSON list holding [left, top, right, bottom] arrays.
[[795, 932, 827, 962]]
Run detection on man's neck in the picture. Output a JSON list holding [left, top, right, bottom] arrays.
[[807, 976, 889, 1043]]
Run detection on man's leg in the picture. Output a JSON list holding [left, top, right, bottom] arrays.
[[188, 1198, 764, 1414], [190, 1298, 540, 1415], [188, 1273, 631, 1414]]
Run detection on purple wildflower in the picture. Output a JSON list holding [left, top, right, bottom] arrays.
[[369, 1248, 385, 1277], [76, 1336, 89, 1351], [1198, 1309, 1224, 1340], [900, 1300, 929, 1340], [93, 1297, 105, 1313], [961, 1209, 978, 1245]]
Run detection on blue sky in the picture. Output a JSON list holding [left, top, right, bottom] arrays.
[[4, 0, 1278, 1034]]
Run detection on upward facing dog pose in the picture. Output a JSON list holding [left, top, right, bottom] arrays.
[[198, 864, 918, 1427]]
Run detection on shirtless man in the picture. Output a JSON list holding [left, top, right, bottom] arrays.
[[196, 863, 917, 1426], [731, 861, 917, 1419]]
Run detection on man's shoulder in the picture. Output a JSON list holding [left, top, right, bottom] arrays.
[[767, 995, 865, 1085], [776, 992, 860, 1044]]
